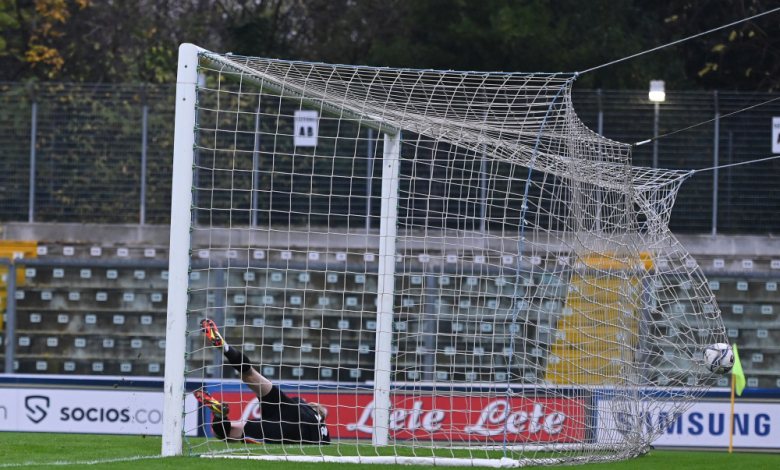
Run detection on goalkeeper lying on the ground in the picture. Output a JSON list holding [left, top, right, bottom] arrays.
[[193, 318, 331, 445]]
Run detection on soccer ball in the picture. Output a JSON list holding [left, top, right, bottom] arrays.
[[704, 343, 734, 374]]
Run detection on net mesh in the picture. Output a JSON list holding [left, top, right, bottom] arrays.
[[178, 51, 727, 465]]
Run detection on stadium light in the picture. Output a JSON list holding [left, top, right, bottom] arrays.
[[650, 80, 665, 168], [649, 80, 666, 102]]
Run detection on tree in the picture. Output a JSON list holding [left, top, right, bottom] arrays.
[[646, 0, 780, 91], [216, 0, 693, 89], [0, 0, 89, 80], [0, 0, 225, 83], [358, 0, 689, 89], [1, 0, 778, 91]]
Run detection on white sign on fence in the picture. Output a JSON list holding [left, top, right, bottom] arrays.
[[772, 117, 780, 153], [0, 388, 199, 435], [597, 399, 779, 448], [294, 110, 319, 147]]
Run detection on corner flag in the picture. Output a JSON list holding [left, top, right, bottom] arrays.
[[729, 343, 746, 453], [732, 343, 745, 396]]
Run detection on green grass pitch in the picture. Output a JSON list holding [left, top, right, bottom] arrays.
[[0, 433, 777, 469]]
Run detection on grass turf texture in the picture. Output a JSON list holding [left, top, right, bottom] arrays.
[[0, 433, 777, 469]]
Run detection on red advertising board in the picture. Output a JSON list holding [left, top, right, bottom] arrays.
[[210, 390, 586, 443]]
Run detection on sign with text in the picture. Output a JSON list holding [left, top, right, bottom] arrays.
[[294, 110, 319, 147], [0, 388, 198, 435], [773, 117, 780, 153], [597, 399, 779, 448], [208, 391, 587, 443]]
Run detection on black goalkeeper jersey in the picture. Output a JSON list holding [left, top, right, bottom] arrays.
[[243, 386, 330, 445]]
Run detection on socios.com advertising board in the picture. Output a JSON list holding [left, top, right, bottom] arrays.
[[0, 388, 198, 435]]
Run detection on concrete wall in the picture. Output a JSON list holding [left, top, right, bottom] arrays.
[[4, 222, 780, 257]]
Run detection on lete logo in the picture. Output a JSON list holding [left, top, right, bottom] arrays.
[[25, 396, 50, 423]]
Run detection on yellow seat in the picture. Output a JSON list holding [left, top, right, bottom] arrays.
[[548, 358, 624, 376], [545, 252, 650, 385], [546, 370, 624, 386], [0, 241, 38, 332], [549, 347, 624, 360]]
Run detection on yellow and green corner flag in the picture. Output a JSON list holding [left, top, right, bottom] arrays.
[[732, 343, 745, 396], [729, 344, 745, 453]]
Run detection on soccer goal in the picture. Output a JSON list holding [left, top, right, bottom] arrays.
[[162, 43, 727, 466]]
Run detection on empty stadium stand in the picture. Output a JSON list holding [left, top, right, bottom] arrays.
[[2, 242, 168, 375], [0, 232, 778, 390]]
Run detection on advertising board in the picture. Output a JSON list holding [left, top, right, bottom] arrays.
[[206, 390, 587, 443], [596, 399, 780, 448], [1, 374, 777, 450], [0, 387, 198, 436]]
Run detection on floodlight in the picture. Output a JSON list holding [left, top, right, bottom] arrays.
[[649, 80, 666, 102]]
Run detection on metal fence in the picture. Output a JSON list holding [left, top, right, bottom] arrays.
[[1, 82, 779, 234], [574, 90, 780, 234], [0, 83, 174, 224]]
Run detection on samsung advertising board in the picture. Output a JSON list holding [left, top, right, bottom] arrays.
[[0, 387, 199, 436], [597, 399, 780, 449]]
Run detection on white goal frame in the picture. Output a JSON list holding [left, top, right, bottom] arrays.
[[161, 43, 726, 465], [162, 43, 197, 456]]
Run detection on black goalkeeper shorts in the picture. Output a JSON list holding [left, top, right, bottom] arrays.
[[242, 386, 329, 445]]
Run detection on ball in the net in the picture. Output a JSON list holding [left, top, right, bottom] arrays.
[[704, 343, 735, 374]]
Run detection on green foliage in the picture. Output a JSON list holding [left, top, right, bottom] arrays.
[[0, 82, 174, 224], [0, 0, 220, 83], [0, 1, 20, 53], [0, 82, 32, 220], [1, 0, 777, 90], [644, 0, 780, 91], [359, 0, 689, 89]]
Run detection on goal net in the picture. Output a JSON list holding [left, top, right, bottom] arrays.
[[162, 44, 727, 466]]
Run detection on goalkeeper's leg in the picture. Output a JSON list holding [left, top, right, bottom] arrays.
[[193, 389, 246, 441], [200, 318, 326, 444], [201, 318, 273, 398]]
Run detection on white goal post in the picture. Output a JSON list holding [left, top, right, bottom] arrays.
[[162, 43, 198, 456], [162, 43, 728, 465]]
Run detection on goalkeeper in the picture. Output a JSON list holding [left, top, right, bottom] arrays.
[[193, 319, 330, 445]]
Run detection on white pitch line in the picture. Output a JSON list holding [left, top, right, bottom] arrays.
[[0, 454, 165, 467]]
